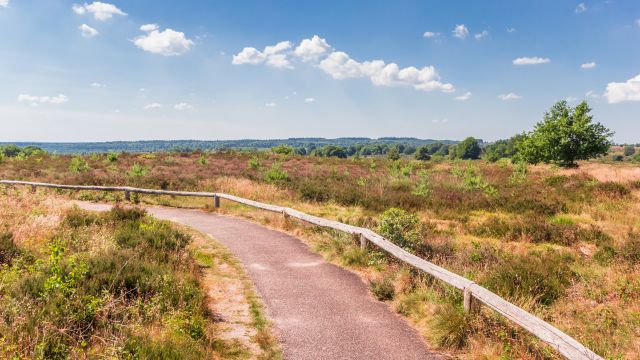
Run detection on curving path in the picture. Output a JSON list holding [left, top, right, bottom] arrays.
[[74, 202, 443, 360]]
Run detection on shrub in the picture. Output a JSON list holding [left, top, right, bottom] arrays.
[[414, 146, 431, 161], [0, 232, 20, 264], [412, 170, 431, 197], [128, 163, 149, 177], [106, 152, 119, 162], [509, 162, 528, 184], [247, 156, 261, 170], [271, 144, 296, 155], [69, 156, 90, 173], [483, 251, 574, 305], [623, 145, 636, 157], [377, 208, 421, 250], [611, 154, 624, 162], [264, 162, 288, 182], [620, 233, 640, 264], [454, 137, 481, 160], [197, 154, 208, 165], [369, 277, 395, 301]]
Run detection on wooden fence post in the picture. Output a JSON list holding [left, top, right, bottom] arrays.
[[359, 233, 367, 250], [124, 190, 130, 201], [31, 185, 37, 193], [463, 287, 474, 314], [214, 195, 220, 208]]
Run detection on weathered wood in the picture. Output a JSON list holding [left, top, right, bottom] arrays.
[[124, 190, 131, 201], [0, 179, 603, 360], [359, 233, 367, 250], [214, 195, 220, 208], [463, 287, 474, 314]]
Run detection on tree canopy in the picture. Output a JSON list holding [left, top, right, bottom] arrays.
[[517, 101, 612, 167]]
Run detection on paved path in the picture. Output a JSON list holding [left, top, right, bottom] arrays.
[[75, 202, 442, 360]]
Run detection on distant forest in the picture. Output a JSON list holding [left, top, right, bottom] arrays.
[[0, 138, 463, 154]]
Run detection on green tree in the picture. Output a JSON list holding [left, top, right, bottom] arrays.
[[454, 137, 481, 160], [387, 146, 400, 161], [484, 135, 522, 162], [414, 146, 431, 161], [518, 101, 613, 167], [271, 144, 296, 155]]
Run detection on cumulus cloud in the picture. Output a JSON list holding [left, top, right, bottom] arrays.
[[90, 82, 106, 87], [143, 103, 163, 109], [581, 62, 596, 69], [0, 0, 9, 8], [452, 24, 469, 39], [234, 35, 454, 93], [512, 57, 551, 65], [506, 27, 516, 33], [474, 30, 489, 39], [498, 93, 522, 101], [18, 94, 69, 105], [265, 102, 277, 107], [173, 102, 193, 110], [575, 3, 587, 13], [134, 26, 194, 56], [304, 97, 315, 103], [423, 31, 440, 38], [604, 74, 640, 103], [72, 2, 126, 21], [455, 92, 471, 100], [79, 24, 99, 38], [585, 90, 600, 99], [294, 35, 331, 62], [232, 41, 293, 68]]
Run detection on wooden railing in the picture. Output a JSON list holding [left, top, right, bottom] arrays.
[[0, 179, 602, 360]]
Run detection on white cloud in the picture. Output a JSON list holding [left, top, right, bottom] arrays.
[[72, 2, 126, 21], [580, 62, 596, 69], [140, 23, 159, 32], [318, 51, 454, 92], [499, 93, 522, 101], [18, 94, 69, 105], [234, 35, 454, 93], [294, 35, 331, 62], [143, 103, 163, 109], [134, 27, 194, 56], [575, 3, 587, 13], [474, 30, 489, 39], [636, 18, 640, 27], [90, 82, 106, 87], [585, 90, 600, 99], [79, 24, 99, 38], [0, 0, 9, 8], [452, 24, 469, 39], [604, 74, 640, 103], [232, 41, 292, 68], [265, 102, 277, 107], [565, 96, 578, 102], [423, 31, 440, 38], [304, 97, 315, 103], [506, 27, 516, 33], [174, 102, 193, 110], [512, 56, 551, 65], [455, 91, 471, 100]]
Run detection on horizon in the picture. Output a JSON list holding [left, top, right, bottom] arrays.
[[1, 1, 639, 143]]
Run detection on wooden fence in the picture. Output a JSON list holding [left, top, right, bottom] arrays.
[[0, 179, 602, 360]]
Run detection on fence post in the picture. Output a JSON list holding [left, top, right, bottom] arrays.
[[124, 190, 130, 201], [31, 185, 37, 193], [214, 195, 220, 208], [359, 233, 367, 250], [463, 287, 475, 314]]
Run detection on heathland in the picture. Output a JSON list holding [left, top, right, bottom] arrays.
[[1, 143, 639, 359]]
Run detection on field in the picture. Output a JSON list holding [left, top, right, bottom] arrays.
[[1, 150, 639, 359]]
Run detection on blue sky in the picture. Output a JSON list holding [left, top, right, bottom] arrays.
[[0, 0, 639, 142]]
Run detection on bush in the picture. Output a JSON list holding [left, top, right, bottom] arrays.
[[377, 208, 421, 251], [431, 304, 468, 348], [414, 146, 431, 161], [620, 233, 640, 264], [264, 162, 288, 182], [106, 152, 119, 162], [69, 156, 90, 173], [369, 277, 395, 301], [454, 137, 481, 160], [128, 163, 149, 177], [611, 154, 624, 162], [271, 144, 296, 155], [623, 145, 636, 157], [483, 251, 574, 305]]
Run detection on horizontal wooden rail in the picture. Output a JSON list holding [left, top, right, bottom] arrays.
[[0, 179, 602, 360]]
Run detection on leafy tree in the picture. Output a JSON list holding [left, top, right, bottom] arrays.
[[484, 135, 522, 162], [271, 144, 296, 155], [414, 146, 431, 161], [623, 145, 636, 157], [453, 137, 481, 160], [518, 101, 613, 167]]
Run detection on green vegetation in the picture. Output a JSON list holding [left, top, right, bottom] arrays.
[[69, 156, 90, 173], [0, 206, 248, 359], [518, 101, 613, 167]]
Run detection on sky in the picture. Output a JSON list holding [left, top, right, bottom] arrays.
[[0, 0, 639, 143]]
